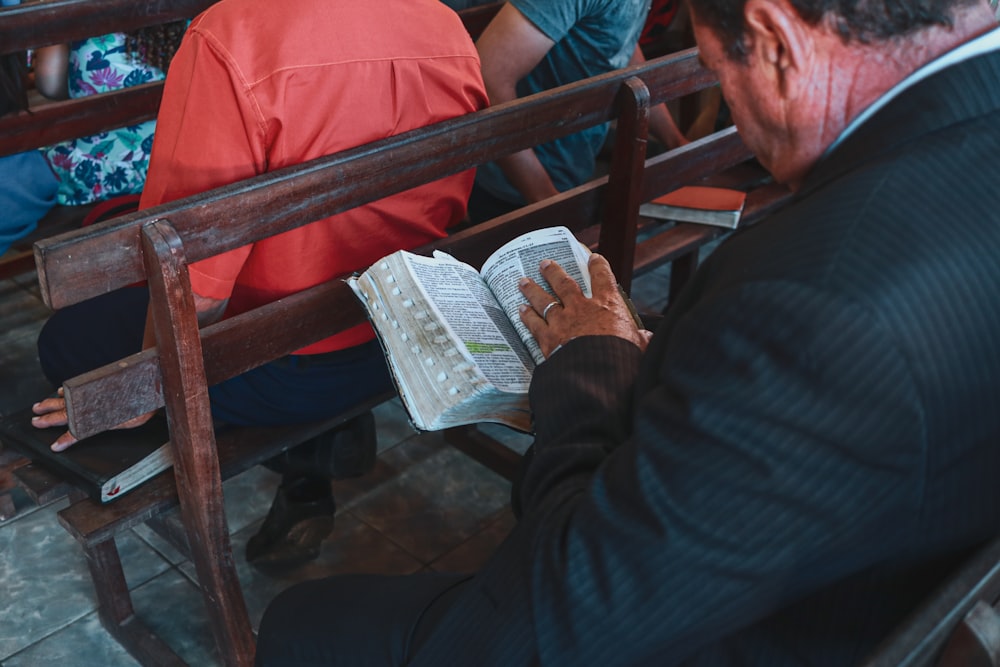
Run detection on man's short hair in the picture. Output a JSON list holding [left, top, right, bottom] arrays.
[[689, 0, 977, 59]]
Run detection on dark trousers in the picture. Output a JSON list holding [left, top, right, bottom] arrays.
[[36, 285, 392, 431], [255, 520, 540, 666], [254, 570, 538, 666], [255, 573, 470, 666]]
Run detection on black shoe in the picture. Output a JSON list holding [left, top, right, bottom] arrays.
[[246, 478, 335, 571]]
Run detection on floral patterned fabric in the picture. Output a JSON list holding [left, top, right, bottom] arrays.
[[42, 33, 165, 205]]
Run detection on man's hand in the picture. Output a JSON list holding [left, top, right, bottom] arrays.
[[518, 253, 653, 359], [32, 387, 156, 452]]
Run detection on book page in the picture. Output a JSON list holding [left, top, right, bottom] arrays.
[[404, 252, 534, 392], [480, 226, 592, 365]]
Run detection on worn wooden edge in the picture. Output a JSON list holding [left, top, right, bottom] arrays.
[[0, 84, 163, 158], [861, 536, 1000, 667], [0, 2, 501, 158], [0, 0, 501, 55], [101, 616, 187, 667], [57, 392, 391, 545], [0, 494, 15, 521], [35, 50, 712, 310], [142, 220, 256, 666], [11, 462, 74, 506], [64, 275, 369, 438], [0, 0, 215, 54]]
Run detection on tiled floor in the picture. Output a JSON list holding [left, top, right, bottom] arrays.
[[0, 241, 682, 666]]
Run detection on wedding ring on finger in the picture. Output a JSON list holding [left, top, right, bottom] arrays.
[[541, 300, 562, 323]]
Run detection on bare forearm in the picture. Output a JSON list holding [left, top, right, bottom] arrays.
[[498, 149, 559, 203], [629, 46, 686, 150], [649, 102, 687, 150], [33, 45, 70, 100]]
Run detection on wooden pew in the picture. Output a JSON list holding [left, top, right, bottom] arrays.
[[0, 1, 504, 279], [14, 49, 783, 666], [0, 1, 501, 154]]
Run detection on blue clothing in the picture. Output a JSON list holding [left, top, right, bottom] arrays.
[[475, 0, 651, 206], [0, 151, 58, 256]]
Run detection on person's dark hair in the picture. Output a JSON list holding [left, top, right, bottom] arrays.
[[0, 51, 29, 117], [689, 0, 977, 59], [124, 21, 187, 72]]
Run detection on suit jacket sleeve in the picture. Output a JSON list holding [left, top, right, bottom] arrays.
[[518, 279, 926, 665]]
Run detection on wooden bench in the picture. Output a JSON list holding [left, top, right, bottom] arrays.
[[0, 0, 500, 154], [11, 39, 784, 667], [0, 1, 505, 280]]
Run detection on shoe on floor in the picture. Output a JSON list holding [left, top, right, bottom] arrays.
[[246, 477, 335, 571]]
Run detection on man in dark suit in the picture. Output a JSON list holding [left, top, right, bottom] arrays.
[[255, 0, 1000, 664]]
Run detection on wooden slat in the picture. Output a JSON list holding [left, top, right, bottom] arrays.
[[0, 84, 162, 158], [82, 538, 187, 666], [600, 77, 650, 291], [141, 221, 253, 666], [0, 0, 215, 54], [0, 3, 500, 159], [0, 0, 499, 55], [636, 48, 716, 107], [64, 276, 368, 439], [11, 462, 73, 506]]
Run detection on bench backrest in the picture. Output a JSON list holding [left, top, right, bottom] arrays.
[[0, 1, 503, 156], [36, 50, 746, 439]]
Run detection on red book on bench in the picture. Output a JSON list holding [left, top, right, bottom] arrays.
[[639, 186, 747, 229]]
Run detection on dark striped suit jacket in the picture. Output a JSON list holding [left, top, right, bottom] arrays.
[[411, 47, 1000, 667]]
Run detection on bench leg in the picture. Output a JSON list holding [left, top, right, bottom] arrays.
[[668, 250, 699, 307], [0, 448, 25, 520], [83, 537, 186, 666], [0, 491, 14, 521]]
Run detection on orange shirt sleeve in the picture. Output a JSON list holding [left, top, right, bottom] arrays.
[[139, 23, 266, 301]]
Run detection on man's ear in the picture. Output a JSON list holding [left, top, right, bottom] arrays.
[[743, 0, 812, 96]]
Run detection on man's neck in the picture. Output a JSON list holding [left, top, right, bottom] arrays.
[[837, 9, 996, 126]]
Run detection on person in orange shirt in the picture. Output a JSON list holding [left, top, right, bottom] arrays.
[[32, 0, 488, 569]]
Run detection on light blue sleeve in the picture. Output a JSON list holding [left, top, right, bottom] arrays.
[[0, 152, 59, 255]]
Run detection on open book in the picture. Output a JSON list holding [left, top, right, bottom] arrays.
[[639, 185, 747, 229], [348, 226, 592, 432], [0, 406, 172, 503]]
